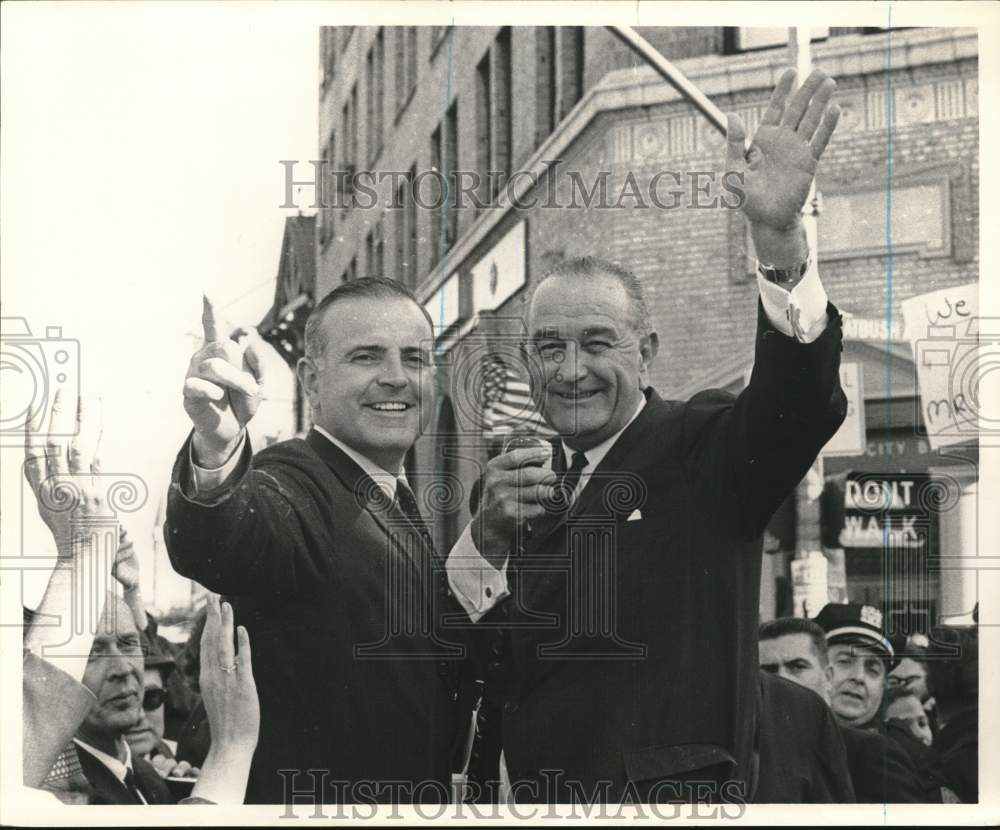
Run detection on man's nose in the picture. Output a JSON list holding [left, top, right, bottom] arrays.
[[554, 342, 587, 383], [104, 650, 136, 680], [378, 352, 408, 387]]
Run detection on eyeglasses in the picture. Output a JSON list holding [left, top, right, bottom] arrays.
[[142, 687, 166, 711]]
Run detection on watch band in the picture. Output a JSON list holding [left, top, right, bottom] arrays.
[[757, 256, 811, 286]]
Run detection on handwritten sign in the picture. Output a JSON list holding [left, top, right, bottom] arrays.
[[901, 283, 979, 449], [823, 362, 865, 456]]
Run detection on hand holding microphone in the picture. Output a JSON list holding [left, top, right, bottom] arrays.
[[471, 434, 558, 567]]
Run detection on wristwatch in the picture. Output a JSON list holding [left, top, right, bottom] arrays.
[[757, 256, 812, 287]]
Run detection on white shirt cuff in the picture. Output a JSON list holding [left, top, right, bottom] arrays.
[[188, 431, 247, 495], [756, 256, 829, 344], [445, 522, 509, 622]]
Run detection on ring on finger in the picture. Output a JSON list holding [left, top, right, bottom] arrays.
[[219, 663, 237, 674]]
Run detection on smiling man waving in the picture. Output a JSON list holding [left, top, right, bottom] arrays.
[[166, 277, 469, 804], [447, 68, 848, 804]]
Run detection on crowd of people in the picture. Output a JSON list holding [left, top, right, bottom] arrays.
[[20, 65, 979, 808]]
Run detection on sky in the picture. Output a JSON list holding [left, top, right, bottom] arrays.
[[2, 4, 318, 609]]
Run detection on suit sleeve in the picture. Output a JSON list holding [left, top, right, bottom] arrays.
[[22, 651, 96, 788], [164, 432, 328, 597], [683, 300, 847, 540], [813, 703, 856, 803]]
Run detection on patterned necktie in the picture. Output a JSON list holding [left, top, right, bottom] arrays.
[[396, 478, 434, 550], [555, 450, 589, 508]]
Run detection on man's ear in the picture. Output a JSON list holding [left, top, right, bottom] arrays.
[[296, 357, 319, 413], [639, 332, 659, 385]]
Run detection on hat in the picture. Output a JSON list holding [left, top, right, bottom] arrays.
[[814, 603, 897, 664]]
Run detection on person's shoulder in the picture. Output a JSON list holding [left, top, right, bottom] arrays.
[[759, 672, 830, 731], [841, 724, 915, 768]]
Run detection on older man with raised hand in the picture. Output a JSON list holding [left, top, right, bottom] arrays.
[[21, 390, 260, 805], [166, 278, 469, 804], [447, 67, 847, 804]]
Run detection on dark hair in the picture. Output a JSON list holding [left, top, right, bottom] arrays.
[[759, 616, 830, 666], [530, 256, 653, 338], [925, 625, 978, 710], [304, 276, 435, 362]]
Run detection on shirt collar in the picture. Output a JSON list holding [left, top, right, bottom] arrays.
[[312, 425, 403, 499], [559, 394, 647, 472], [73, 737, 133, 785]]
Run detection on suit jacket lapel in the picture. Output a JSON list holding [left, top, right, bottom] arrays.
[[74, 746, 137, 805], [305, 430, 432, 574]]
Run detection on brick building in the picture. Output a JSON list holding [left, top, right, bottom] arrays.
[[313, 25, 979, 625]]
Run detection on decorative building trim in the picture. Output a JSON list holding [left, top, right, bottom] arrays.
[[417, 27, 978, 306]]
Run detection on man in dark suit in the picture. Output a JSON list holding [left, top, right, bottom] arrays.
[[39, 594, 175, 805], [166, 278, 467, 803], [754, 670, 855, 802], [759, 615, 925, 802], [448, 68, 846, 803]]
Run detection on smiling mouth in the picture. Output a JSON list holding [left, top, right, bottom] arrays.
[[552, 390, 600, 401], [107, 691, 138, 705], [366, 402, 413, 412]]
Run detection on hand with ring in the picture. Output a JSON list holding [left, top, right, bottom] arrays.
[[189, 595, 260, 803]]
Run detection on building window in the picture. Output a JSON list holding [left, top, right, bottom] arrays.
[[492, 28, 512, 203], [394, 26, 419, 119], [340, 85, 358, 212], [373, 220, 385, 277], [395, 169, 417, 287], [557, 27, 584, 121], [430, 101, 459, 267], [535, 28, 556, 148], [366, 29, 385, 165], [724, 27, 830, 53], [406, 164, 417, 287], [475, 51, 491, 210], [319, 131, 336, 248], [365, 221, 386, 278]]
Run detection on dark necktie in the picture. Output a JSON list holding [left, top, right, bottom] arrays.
[[396, 478, 434, 549], [123, 767, 146, 804], [554, 450, 589, 508]]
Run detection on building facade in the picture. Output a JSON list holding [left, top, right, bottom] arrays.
[[314, 25, 979, 627]]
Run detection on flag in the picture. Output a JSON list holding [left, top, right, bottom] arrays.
[[481, 356, 555, 438]]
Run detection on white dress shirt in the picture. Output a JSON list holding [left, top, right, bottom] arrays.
[[445, 260, 830, 621]]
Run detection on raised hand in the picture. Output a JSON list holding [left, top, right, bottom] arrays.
[[726, 68, 840, 234], [199, 595, 259, 754], [112, 527, 141, 592], [183, 296, 267, 465], [23, 389, 108, 554]]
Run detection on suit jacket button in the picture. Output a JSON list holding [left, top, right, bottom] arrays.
[[503, 701, 518, 714], [487, 660, 503, 674], [436, 660, 450, 677]]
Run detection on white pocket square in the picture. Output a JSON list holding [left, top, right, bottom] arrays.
[[626, 509, 642, 522]]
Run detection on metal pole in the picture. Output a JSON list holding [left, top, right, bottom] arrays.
[[607, 26, 728, 137]]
